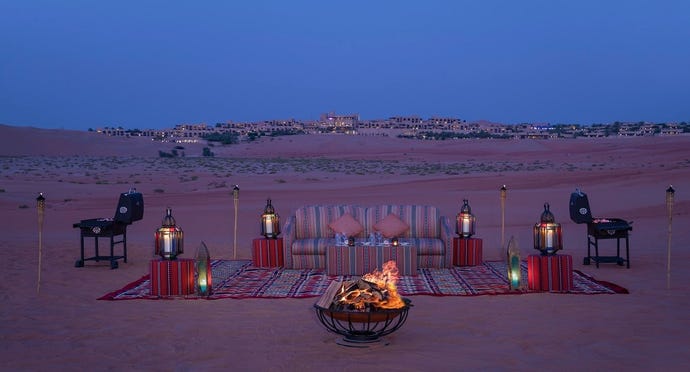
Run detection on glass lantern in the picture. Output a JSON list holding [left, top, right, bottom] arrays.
[[261, 198, 281, 239], [195, 241, 212, 296], [506, 236, 521, 290], [154, 207, 184, 259], [533, 203, 563, 255], [456, 199, 476, 238]]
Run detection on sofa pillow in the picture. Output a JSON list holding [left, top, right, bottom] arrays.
[[374, 213, 410, 238], [328, 213, 364, 237]]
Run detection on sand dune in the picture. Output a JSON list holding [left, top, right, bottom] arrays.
[[1, 125, 689, 370]]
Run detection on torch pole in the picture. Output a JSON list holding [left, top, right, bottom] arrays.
[[500, 185, 507, 256], [37, 193, 45, 294], [666, 185, 674, 290], [233, 185, 240, 260]]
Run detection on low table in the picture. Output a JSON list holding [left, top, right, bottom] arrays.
[[326, 243, 418, 276]]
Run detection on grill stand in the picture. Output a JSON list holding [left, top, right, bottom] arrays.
[[74, 224, 128, 269], [585, 228, 630, 269]]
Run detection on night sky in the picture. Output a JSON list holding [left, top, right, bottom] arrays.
[[2, 1, 689, 130]]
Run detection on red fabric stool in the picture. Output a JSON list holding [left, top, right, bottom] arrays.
[[452, 237, 483, 266], [528, 254, 573, 292], [252, 238, 284, 268], [150, 258, 195, 296]]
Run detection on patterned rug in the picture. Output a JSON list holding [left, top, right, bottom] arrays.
[[99, 260, 628, 301]]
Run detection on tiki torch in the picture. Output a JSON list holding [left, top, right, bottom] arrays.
[[233, 185, 239, 260], [500, 185, 507, 254], [666, 185, 674, 290], [36, 193, 45, 294]]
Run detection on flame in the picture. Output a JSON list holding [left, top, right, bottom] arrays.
[[336, 260, 406, 310]]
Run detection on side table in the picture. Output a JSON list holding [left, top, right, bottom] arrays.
[[150, 258, 195, 297], [252, 237, 284, 268], [452, 237, 483, 266], [527, 254, 573, 292]]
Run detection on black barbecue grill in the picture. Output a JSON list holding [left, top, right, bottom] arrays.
[[569, 188, 632, 268], [73, 189, 144, 269]]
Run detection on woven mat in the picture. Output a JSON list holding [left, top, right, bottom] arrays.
[[99, 260, 628, 300]]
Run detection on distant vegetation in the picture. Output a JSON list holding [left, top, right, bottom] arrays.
[[203, 132, 239, 145]]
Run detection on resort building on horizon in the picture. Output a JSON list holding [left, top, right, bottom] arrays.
[[95, 112, 689, 143]]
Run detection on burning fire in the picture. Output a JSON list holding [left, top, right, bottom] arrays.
[[336, 261, 406, 310]]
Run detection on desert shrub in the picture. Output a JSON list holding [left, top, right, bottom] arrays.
[[203, 132, 238, 145], [158, 150, 176, 158]]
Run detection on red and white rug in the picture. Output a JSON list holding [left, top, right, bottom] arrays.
[[99, 260, 628, 301]]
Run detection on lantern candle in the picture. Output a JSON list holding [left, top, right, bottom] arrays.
[[265, 215, 273, 235]]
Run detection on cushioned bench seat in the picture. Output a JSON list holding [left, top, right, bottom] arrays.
[[283, 205, 453, 269]]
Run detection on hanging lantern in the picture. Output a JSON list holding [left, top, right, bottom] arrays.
[[533, 203, 563, 255], [456, 198, 476, 238], [506, 236, 521, 290], [154, 207, 184, 259], [261, 198, 281, 239], [195, 241, 212, 297]]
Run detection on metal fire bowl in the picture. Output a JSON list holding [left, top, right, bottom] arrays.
[[314, 298, 412, 345]]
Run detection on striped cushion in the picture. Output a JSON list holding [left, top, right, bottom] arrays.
[[406, 237, 445, 255], [290, 238, 333, 255], [294, 205, 367, 239], [289, 253, 327, 270], [366, 205, 440, 238]]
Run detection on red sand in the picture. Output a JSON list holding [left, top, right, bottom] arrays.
[[1, 124, 689, 370]]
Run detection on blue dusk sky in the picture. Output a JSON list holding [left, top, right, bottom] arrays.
[[1, 1, 689, 130]]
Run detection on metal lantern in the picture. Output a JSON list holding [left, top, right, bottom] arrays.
[[506, 236, 521, 290], [261, 198, 281, 239], [533, 203, 563, 255], [195, 241, 212, 296], [154, 207, 184, 259], [456, 198, 476, 238]]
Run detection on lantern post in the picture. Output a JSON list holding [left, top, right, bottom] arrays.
[[233, 185, 239, 259], [36, 193, 45, 294], [500, 185, 507, 253], [666, 185, 675, 289]]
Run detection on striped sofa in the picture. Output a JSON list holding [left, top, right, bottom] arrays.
[[282, 205, 454, 269]]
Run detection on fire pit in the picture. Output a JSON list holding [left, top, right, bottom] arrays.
[[314, 261, 412, 347]]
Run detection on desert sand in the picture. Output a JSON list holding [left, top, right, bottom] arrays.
[[1, 124, 689, 371]]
